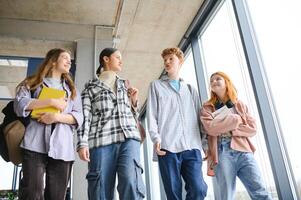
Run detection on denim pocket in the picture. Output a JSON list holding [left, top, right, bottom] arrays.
[[86, 171, 101, 199], [86, 171, 100, 181], [134, 159, 146, 198]]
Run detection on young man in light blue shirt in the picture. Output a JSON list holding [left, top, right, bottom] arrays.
[[146, 47, 208, 200]]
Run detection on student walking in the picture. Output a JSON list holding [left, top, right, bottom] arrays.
[[146, 47, 208, 200], [14, 48, 83, 200], [77, 48, 145, 200], [200, 71, 272, 200]]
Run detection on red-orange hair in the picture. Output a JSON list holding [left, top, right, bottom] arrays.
[[208, 71, 237, 105]]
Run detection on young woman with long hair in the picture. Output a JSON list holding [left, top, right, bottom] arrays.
[[200, 71, 271, 200], [14, 48, 83, 200], [77, 47, 145, 200]]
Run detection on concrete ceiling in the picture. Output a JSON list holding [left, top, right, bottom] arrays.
[[0, 0, 118, 25], [0, 0, 205, 104]]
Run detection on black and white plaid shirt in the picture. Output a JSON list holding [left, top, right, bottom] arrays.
[[77, 77, 141, 150]]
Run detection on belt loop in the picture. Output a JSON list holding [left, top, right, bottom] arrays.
[[218, 137, 223, 152]]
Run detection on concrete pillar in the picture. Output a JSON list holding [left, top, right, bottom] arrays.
[[73, 27, 113, 200]]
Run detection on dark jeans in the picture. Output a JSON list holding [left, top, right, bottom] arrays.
[[158, 149, 208, 200], [18, 149, 73, 200]]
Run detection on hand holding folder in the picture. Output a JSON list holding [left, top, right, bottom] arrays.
[[31, 87, 66, 118]]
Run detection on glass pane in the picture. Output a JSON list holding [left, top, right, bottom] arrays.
[[247, 0, 301, 196], [199, 0, 277, 199], [0, 58, 28, 99], [180, 49, 198, 91], [0, 59, 9, 66], [0, 57, 28, 190], [143, 119, 163, 200]]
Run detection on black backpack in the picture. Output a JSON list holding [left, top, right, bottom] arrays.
[[0, 99, 31, 162]]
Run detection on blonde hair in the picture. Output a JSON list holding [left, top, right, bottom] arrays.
[[161, 47, 184, 61], [208, 71, 237, 105], [17, 48, 77, 100]]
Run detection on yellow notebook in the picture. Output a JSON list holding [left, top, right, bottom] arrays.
[[31, 87, 66, 118]]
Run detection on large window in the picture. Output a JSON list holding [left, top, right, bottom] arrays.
[[0, 57, 28, 190], [198, 0, 277, 199], [247, 0, 301, 196]]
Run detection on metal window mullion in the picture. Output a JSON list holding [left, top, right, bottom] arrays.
[[232, 0, 299, 199], [191, 37, 209, 102]]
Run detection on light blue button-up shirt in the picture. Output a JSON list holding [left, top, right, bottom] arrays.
[[14, 81, 83, 161], [146, 75, 207, 161], [169, 79, 180, 91]]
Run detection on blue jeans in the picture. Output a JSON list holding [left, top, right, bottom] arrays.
[[214, 137, 272, 200], [158, 149, 208, 200], [86, 139, 145, 200]]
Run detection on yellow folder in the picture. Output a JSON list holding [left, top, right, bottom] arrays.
[[31, 87, 66, 118]]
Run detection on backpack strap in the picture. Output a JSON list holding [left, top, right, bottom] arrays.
[[187, 84, 192, 95], [30, 89, 35, 98], [43, 82, 49, 87], [187, 83, 196, 110], [125, 80, 132, 99], [29, 82, 45, 98], [125, 79, 130, 89]]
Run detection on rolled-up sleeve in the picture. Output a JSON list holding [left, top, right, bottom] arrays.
[[146, 82, 161, 144], [14, 86, 34, 117], [69, 89, 83, 130], [77, 88, 92, 150]]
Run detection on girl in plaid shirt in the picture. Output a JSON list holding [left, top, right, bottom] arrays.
[[77, 48, 145, 200]]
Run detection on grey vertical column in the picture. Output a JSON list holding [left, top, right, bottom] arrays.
[[73, 26, 114, 199], [191, 37, 208, 102], [75, 39, 95, 91], [231, 0, 299, 199], [73, 38, 94, 200]]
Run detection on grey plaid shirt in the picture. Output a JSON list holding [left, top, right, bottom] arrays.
[[146, 75, 207, 161], [77, 77, 141, 150]]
